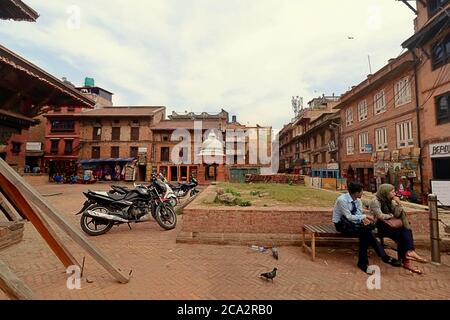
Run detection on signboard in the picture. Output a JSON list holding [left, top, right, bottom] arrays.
[[138, 147, 147, 165], [322, 178, 337, 190], [26, 142, 42, 151], [327, 163, 339, 170], [311, 177, 321, 188], [431, 180, 450, 206], [429, 142, 450, 158]]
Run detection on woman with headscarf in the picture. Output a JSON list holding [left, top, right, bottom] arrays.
[[369, 183, 427, 274]]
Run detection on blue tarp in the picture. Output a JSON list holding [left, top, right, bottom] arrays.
[[79, 157, 135, 165]]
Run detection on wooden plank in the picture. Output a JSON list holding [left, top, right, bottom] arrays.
[[0, 261, 36, 300], [0, 174, 78, 268], [0, 192, 21, 221], [0, 159, 129, 284]]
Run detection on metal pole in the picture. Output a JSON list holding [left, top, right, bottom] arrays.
[[428, 194, 441, 264]]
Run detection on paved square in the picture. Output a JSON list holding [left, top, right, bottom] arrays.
[[1, 177, 449, 300]]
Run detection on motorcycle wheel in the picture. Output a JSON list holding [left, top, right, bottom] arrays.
[[190, 189, 199, 197], [155, 203, 177, 230], [80, 206, 114, 236], [168, 197, 178, 207]]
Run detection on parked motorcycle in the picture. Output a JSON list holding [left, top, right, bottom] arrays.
[[151, 174, 178, 207], [108, 175, 178, 207], [76, 183, 177, 236], [159, 173, 200, 198]]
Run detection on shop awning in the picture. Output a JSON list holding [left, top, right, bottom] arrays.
[[79, 157, 136, 164]]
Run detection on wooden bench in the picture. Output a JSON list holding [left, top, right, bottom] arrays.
[[302, 224, 384, 261]]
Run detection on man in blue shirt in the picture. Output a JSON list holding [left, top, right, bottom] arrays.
[[333, 182, 401, 274]]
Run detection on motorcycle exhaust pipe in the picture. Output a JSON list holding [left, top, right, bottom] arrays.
[[86, 209, 129, 223]]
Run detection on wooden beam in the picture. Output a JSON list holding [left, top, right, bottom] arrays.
[[0, 261, 36, 300], [400, 0, 418, 14], [0, 173, 79, 269], [0, 159, 130, 284], [0, 191, 26, 220], [0, 192, 19, 221]]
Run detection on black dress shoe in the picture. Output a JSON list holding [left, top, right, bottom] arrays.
[[357, 263, 375, 274], [382, 255, 402, 267]]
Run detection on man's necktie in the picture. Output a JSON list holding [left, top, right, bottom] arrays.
[[351, 201, 357, 215]]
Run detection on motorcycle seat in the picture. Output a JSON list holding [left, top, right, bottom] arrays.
[[107, 192, 127, 200]]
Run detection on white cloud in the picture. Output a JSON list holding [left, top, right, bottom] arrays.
[[0, 0, 415, 128]]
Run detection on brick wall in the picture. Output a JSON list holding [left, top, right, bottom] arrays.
[[245, 174, 305, 184], [181, 207, 430, 236], [0, 221, 24, 250]]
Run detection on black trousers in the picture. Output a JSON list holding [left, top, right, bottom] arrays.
[[335, 221, 387, 266], [377, 221, 415, 261]]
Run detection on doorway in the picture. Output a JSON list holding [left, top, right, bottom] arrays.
[[180, 166, 188, 181], [205, 164, 218, 181], [170, 166, 179, 181], [433, 158, 450, 179]]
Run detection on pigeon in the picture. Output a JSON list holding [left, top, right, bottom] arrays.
[[260, 268, 277, 281], [271, 246, 279, 260]]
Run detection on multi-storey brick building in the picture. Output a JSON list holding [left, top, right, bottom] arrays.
[[78, 106, 165, 181], [335, 51, 421, 195], [278, 123, 294, 173], [150, 110, 272, 183], [43, 105, 90, 179], [278, 95, 340, 176], [402, 0, 450, 194]]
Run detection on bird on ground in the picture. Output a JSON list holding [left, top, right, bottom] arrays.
[[260, 268, 277, 281], [271, 246, 279, 260]]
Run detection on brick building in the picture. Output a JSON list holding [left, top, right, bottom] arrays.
[[43, 105, 90, 179], [150, 110, 272, 183], [278, 95, 340, 176], [78, 106, 165, 181], [402, 0, 450, 193], [2, 114, 46, 173], [335, 51, 421, 195], [278, 123, 294, 173]]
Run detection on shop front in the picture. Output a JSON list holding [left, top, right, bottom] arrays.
[[372, 148, 421, 202], [79, 157, 137, 182], [430, 142, 450, 180]]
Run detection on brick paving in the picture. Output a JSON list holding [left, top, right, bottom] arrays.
[[0, 176, 449, 300]]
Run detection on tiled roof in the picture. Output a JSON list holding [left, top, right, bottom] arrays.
[[78, 106, 165, 117], [0, 0, 39, 21], [0, 44, 95, 108]]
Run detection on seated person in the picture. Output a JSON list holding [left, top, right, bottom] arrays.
[[53, 173, 62, 183], [369, 184, 427, 274], [332, 182, 401, 274]]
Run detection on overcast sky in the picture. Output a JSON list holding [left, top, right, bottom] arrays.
[[0, 0, 416, 131]]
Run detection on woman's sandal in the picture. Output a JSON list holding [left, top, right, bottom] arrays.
[[405, 251, 428, 263], [403, 261, 423, 275]]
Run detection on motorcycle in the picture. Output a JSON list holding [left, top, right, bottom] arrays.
[[160, 173, 200, 198], [76, 184, 177, 236], [109, 175, 178, 207], [152, 174, 178, 207]]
